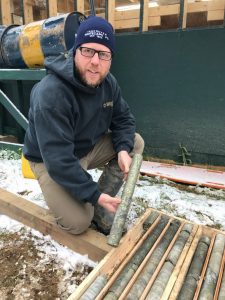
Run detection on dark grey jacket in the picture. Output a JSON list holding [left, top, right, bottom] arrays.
[[23, 51, 135, 204]]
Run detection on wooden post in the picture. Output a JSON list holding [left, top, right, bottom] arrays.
[[142, 0, 149, 31], [108, 0, 115, 28], [48, 0, 58, 17], [23, 0, 34, 24], [182, 0, 188, 29], [0, 0, 12, 25], [77, 0, 84, 14]]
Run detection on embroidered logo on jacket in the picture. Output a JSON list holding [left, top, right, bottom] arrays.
[[103, 101, 113, 108]]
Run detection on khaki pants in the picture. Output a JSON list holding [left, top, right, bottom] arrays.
[[30, 133, 144, 234]]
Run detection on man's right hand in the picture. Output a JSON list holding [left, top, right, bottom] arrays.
[[98, 193, 121, 213]]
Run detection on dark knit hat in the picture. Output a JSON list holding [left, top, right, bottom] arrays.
[[74, 16, 115, 53]]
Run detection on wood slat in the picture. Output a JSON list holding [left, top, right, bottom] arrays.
[[139, 222, 185, 300], [161, 224, 199, 300], [0, 188, 111, 261], [23, 0, 34, 24], [0, 0, 12, 25], [193, 232, 217, 300], [108, 0, 115, 28], [168, 226, 203, 299], [48, 0, 58, 17]]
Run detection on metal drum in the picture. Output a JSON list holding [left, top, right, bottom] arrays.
[[19, 20, 45, 68], [40, 12, 85, 58], [0, 25, 7, 67], [0, 25, 27, 68], [0, 12, 85, 68]]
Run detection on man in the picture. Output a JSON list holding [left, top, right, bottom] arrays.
[[23, 16, 144, 235]]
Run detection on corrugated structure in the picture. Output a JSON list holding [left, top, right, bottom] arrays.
[[70, 208, 225, 300]]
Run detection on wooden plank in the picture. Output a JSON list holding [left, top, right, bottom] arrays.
[[188, 0, 225, 13], [139, 222, 185, 300], [0, 187, 111, 261], [115, 4, 179, 20], [161, 224, 199, 300], [143, 0, 149, 31], [0, 0, 12, 25], [76, 0, 84, 14], [115, 9, 139, 21], [182, 0, 188, 29], [213, 246, 225, 299], [207, 9, 225, 21], [68, 209, 153, 300], [48, 0, 58, 17], [148, 15, 161, 26], [168, 226, 203, 299], [115, 18, 139, 29], [108, 0, 115, 28], [149, 4, 180, 17], [23, 0, 34, 24], [193, 232, 216, 299]]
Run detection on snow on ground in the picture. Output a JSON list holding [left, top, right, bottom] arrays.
[[1, 155, 225, 298], [1, 156, 225, 231]]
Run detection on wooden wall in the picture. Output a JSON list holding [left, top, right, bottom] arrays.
[[0, 0, 224, 30]]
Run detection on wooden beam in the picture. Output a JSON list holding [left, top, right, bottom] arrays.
[[0, 0, 12, 25], [182, 0, 188, 29], [0, 187, 111, 261], [76, 0, 84, 14], [108, 0, 115, 28], [188, 0, 225, 13], [143, 0, 149, 32], [48, 0, 58, 17], [207, 9, 225, 21], [23, 0, 33, 24]]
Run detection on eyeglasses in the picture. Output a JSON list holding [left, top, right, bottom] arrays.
[[79, 47, 112, 61]]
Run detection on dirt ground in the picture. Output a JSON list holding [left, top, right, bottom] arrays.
[[0, 229, 93, 300]]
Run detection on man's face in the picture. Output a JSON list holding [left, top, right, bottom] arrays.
[[74, 43, 112, 88]]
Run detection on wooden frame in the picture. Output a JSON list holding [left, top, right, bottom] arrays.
[[1, 186, 225, 299], [0, 187, 111, 261], [69, 207, 225, 300], [0, 0, 224, 28]]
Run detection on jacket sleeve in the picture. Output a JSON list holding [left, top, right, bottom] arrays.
[[33, 90, 101, 205], [109, 77, 136, 153]]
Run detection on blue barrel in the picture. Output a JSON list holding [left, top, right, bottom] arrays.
[[0, 25, 27, 68], [40, 12, 85, 58], [0, 12, 85, 68], [0, 25, 7, 67]]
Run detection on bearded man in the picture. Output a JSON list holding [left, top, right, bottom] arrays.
[[23, 16, 144, 235]]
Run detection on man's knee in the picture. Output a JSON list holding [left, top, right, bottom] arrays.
[[54, 203, 94, 235], [56, 216, 92, 235], [133, 133, 145, 154]]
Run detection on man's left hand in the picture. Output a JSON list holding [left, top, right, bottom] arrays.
[[118, 150, 132, 179]]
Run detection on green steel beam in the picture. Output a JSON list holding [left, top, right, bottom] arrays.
[[0, 89, 28, 131], [0, 69, 46, 81]]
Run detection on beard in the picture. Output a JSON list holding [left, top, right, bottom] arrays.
[[75, 62, 104, 88]]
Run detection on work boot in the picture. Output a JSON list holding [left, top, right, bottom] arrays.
[[93, 158, 124, 235]]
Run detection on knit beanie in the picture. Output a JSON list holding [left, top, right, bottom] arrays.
[[74, 16, 115, 53]]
